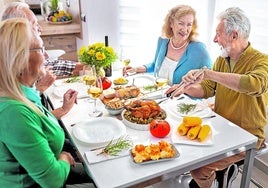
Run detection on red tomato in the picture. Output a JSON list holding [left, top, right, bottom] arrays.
[[149, 120, 170, 138], [101, 77, 112, 90]]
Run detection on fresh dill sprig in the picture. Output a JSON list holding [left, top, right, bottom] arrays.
[[97, 136, 133, 156], [177, 103, 197, 114]]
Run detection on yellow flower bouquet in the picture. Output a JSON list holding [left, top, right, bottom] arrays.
[[78, 42, 117, 69]]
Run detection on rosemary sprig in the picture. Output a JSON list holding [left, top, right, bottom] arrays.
[[177, 103, 197, 114], [97, 136, 133, 156]]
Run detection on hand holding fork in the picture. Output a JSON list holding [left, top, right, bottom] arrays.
[[166, 66, 207, 98]]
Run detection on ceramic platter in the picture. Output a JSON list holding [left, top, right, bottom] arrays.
[[130, 144, 180, 164]]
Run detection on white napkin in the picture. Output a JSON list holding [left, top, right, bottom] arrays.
[[84, 148, 130, 164]]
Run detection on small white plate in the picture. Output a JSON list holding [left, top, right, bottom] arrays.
[[72, 117, 126, 145], [52, 82, 87, 99], [131, 74, 156, 88], [165, 98, 212, 118]]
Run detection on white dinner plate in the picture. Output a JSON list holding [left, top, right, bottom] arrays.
[[52, 82, 88, 99], [131, 74, 156, 88], [72, 117, 126, 145], [164, 98, 212, 118]]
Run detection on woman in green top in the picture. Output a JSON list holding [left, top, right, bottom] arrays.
[[0, 18, 77, 187]]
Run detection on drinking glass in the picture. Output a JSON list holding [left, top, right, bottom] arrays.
[[88, 75, 103, 117], [82, 66, 96, 102], [155, 65, 169, 96]]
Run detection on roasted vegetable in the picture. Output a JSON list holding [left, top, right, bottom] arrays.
[[177, 123, 190, 136], [187, 125, 201, 140], [197, 125, 211, 142], [183, 116, 202, 127]]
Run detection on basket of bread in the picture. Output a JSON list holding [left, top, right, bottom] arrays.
[[101, 86, 141, 115]]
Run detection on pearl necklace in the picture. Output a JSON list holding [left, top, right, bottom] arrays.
[[170, 38, 188, 50]]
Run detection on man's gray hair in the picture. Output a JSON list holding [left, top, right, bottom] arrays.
[[217, 7, 251, 39], [1, 2, 29, 21]]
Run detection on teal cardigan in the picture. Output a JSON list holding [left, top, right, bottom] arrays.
[[144, 37, 212, 84]]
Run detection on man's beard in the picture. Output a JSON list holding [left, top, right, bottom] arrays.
[[219, 45, 230, 58]]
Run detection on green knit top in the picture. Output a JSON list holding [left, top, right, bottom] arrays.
[[0, 85, 70, 187]]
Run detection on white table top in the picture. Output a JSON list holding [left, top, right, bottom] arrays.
[[45, 74, 258, 188]]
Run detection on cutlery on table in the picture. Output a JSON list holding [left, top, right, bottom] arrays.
[[202, 115, 216, 119]]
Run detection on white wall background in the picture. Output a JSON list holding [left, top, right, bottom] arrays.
[[77, 0, 120, 51], [77, 0, 268, 66]]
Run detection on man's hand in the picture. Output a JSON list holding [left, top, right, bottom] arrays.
[[165, 69, 205, 98]]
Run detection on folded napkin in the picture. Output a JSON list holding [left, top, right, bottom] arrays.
[[84, 148, 130, 164]]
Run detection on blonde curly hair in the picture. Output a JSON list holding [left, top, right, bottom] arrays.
[[162, 5, 198, 41]]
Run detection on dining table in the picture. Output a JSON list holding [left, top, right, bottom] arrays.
[[44, 70, 258, 188]]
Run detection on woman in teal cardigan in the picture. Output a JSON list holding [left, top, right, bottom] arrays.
[[123, 5, 212, 85], [0, 18, 79, 187]]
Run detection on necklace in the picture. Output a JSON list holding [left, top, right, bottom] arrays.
[[170, 38, 188, 50]]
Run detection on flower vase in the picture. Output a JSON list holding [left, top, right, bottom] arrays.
[[96, 67, 106, 77]]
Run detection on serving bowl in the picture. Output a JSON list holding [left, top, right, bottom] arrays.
[[105, 106, 124, 116], [121, 109, 167, 131]]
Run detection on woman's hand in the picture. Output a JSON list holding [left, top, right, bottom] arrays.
[[51, 89, 78, 119], [59, 151, 75, 166], [62, 89, 78, 112], [122, 66, 136, 76]]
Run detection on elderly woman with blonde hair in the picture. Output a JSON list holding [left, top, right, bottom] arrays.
[[123, 4, 212, 85], [0, 18, 92, 187]]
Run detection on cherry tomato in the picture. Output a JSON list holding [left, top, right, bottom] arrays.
[[149, 120, 171, 138], [101, 77, 112, 90]]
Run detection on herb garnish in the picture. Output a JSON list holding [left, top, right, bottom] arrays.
[[177, 103, 197, 114], [97, 136, 133, 156], [65, 76, 80, 83], [143, 84, 158, 92]]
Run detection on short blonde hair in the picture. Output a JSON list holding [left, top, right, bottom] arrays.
[[162, 5, 198, 40]]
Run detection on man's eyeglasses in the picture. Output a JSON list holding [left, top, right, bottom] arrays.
[[29, 46, 45, 54]]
